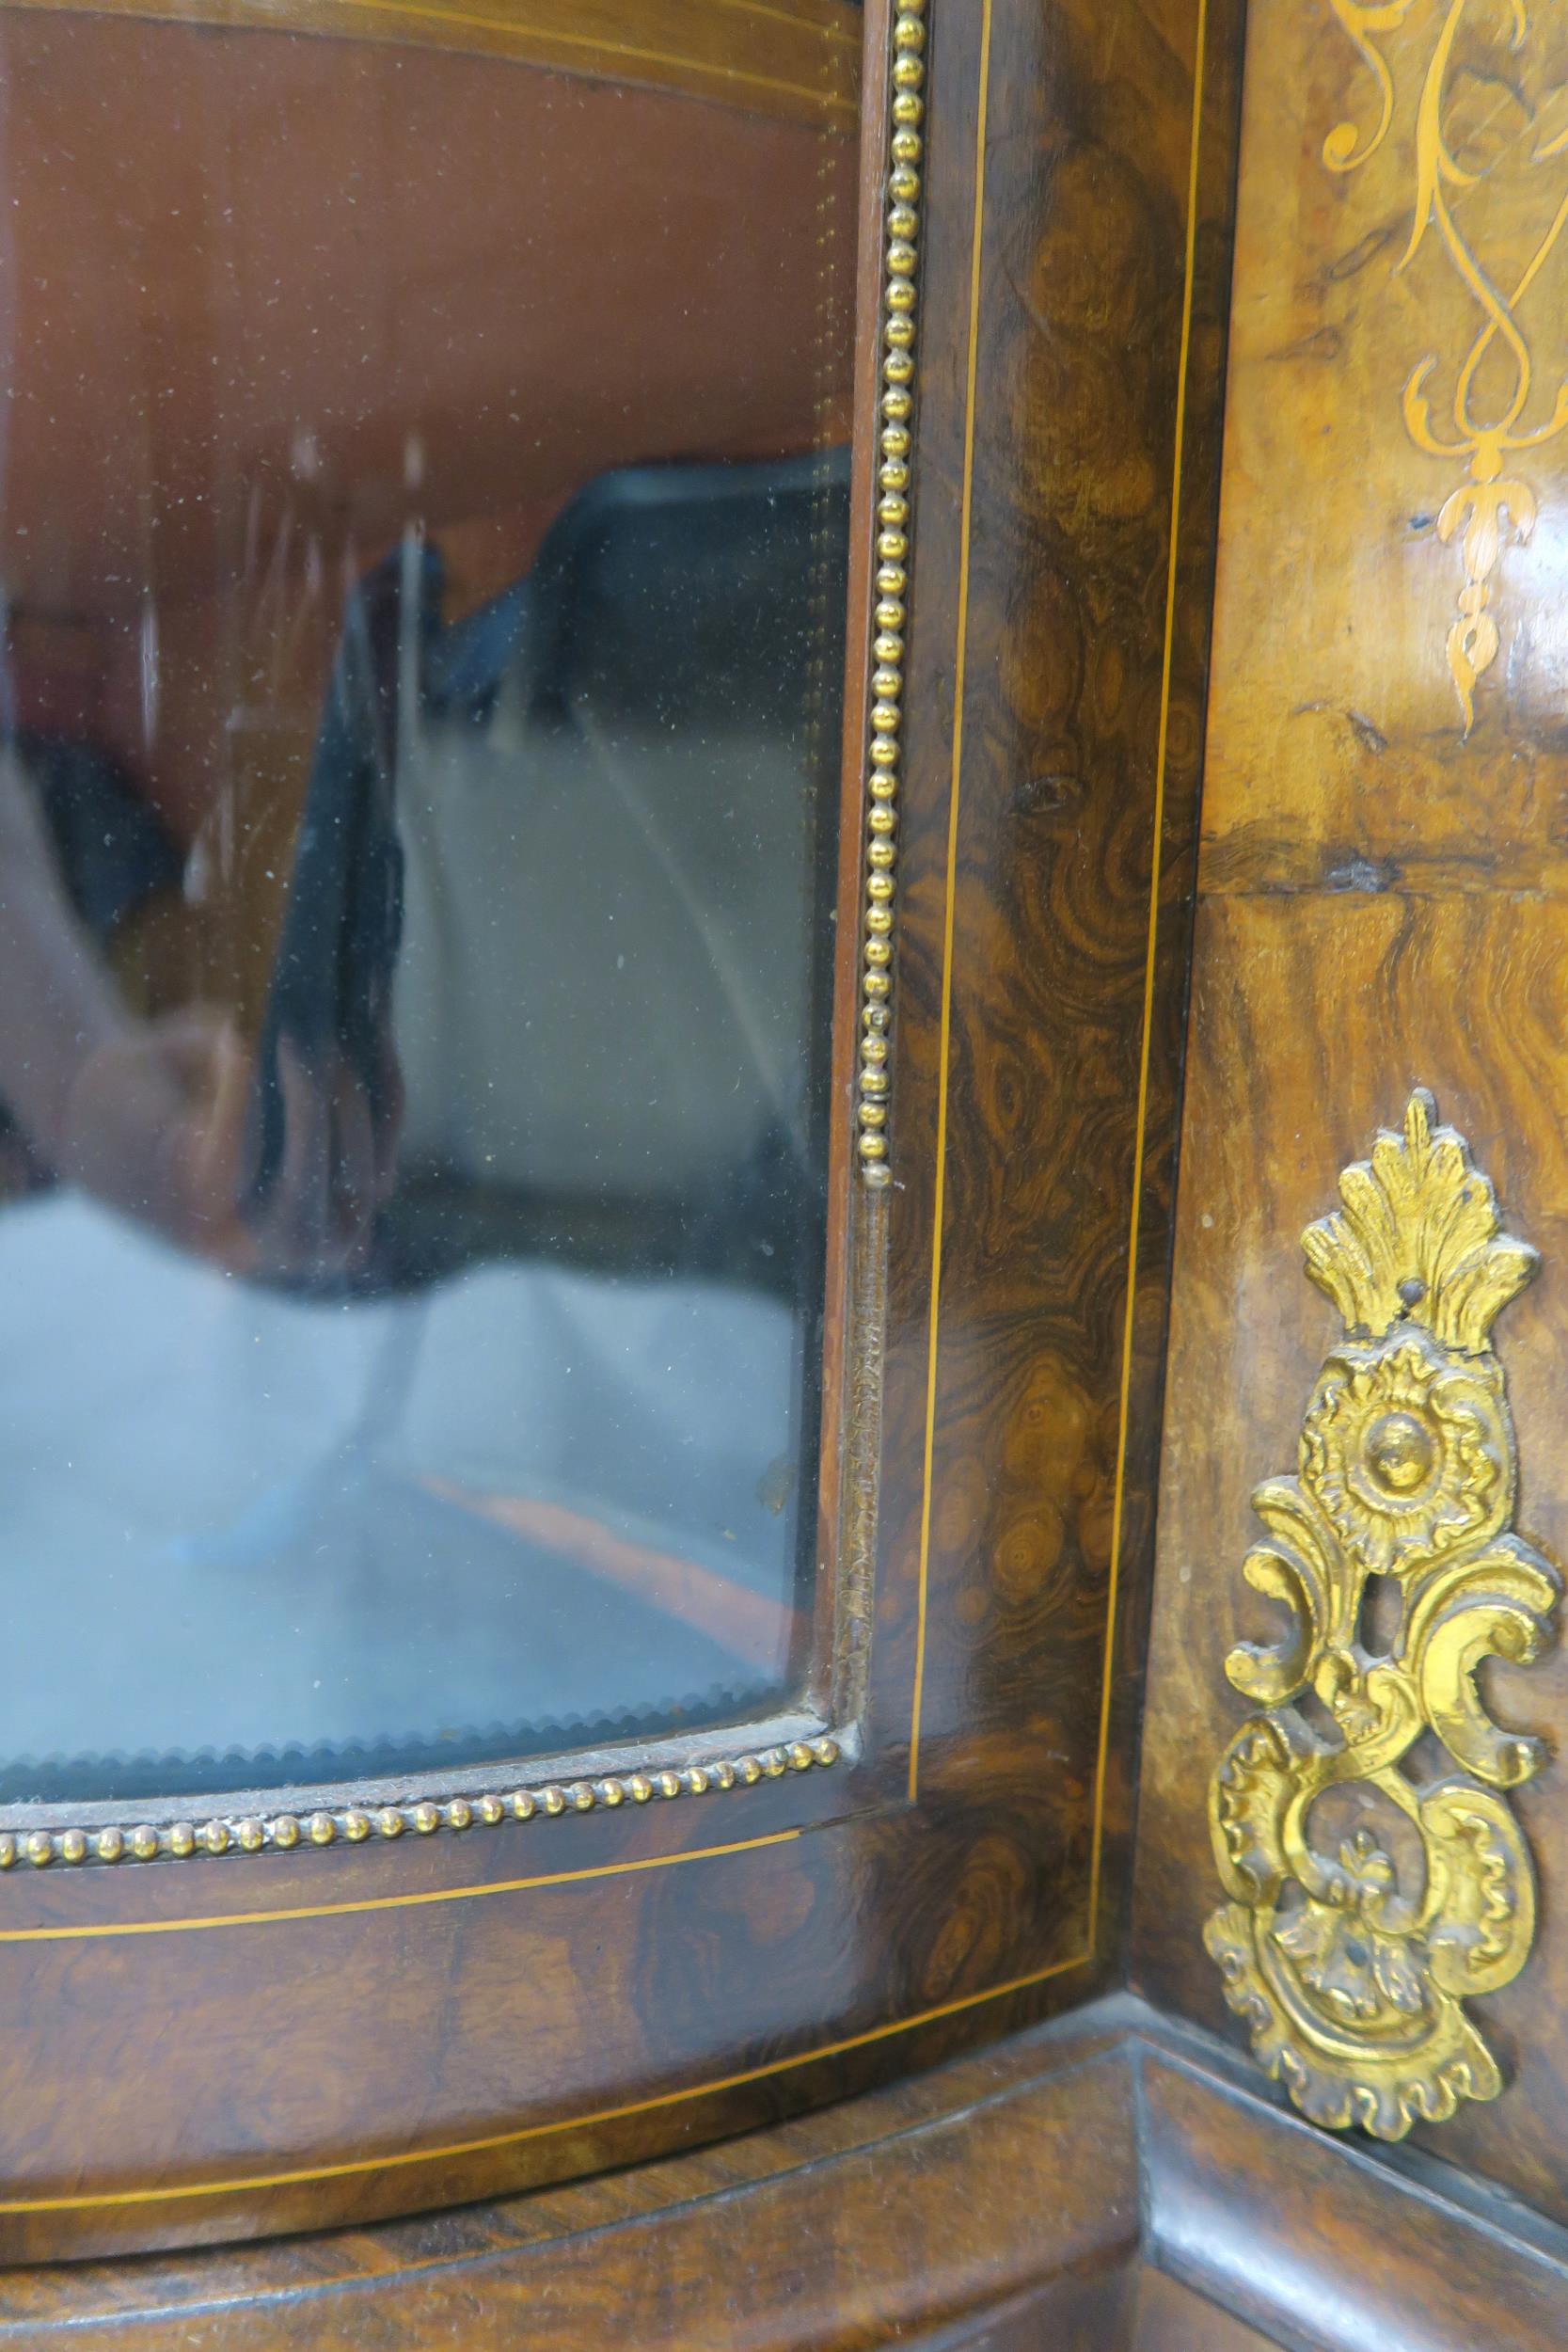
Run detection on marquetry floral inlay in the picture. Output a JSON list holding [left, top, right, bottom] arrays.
[[1323, 0, 1568, 731]]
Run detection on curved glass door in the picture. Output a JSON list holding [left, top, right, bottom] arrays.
[[0, 0, 861, 1801]]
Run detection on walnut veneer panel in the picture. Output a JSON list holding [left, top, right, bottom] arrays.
[[12, 1999, 1568, 2347], [1134, 0, 1568, 2233]]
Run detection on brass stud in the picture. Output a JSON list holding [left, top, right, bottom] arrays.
[[812, 1736, 841, 1767], [893, 91, 925, 124], [0, 1747, 847, 1881]]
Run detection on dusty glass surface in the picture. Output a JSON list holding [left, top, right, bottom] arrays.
[[0, 4, 860, 1801]]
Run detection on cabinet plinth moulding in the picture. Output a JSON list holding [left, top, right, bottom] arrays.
[[1206, 1089, 1560, 2138]]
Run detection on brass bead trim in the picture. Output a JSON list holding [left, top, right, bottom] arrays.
[[856, 0, 927, 1189], [0, 1738, 843, 1872]]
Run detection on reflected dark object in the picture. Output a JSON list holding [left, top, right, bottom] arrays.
[[245, 547, 420, 1251], [251, 451, 847, 1301]]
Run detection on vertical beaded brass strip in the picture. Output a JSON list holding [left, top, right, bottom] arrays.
[[856, 0, 927, 1187]]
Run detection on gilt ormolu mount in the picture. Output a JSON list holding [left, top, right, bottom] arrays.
[[1206, 1090, 1560, 2137]]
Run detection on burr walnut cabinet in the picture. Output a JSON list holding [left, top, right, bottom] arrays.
[[3, 0, 1568, 2343]]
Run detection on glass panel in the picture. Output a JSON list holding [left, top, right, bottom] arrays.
[[0, 1, 860, 1802]]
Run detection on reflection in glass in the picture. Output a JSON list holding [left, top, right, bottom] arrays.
[[0, 4, 860, 1800]]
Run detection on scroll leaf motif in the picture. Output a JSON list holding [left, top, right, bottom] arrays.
[[1205, 1093, 1559, 2140], [1321, 0, 1423, 172], [1301, 1090, 1536, 1350], [1322, 0, 1568, 731]]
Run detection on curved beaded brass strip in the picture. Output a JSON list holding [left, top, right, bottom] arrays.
[[856, 0, 927, 1187], [0, 1736, 842, 1871]]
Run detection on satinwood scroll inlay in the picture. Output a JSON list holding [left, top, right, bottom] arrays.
[[1205, 1091, 1560, 2138], [1322, 0, 1568, 733]]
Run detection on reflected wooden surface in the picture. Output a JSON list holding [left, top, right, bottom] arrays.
[[0, 0, 861, 125]]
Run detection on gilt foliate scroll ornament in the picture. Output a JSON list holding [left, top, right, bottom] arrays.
[[1205, 1092, 1560, 2138], [1322, 0, 1568, 733]]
